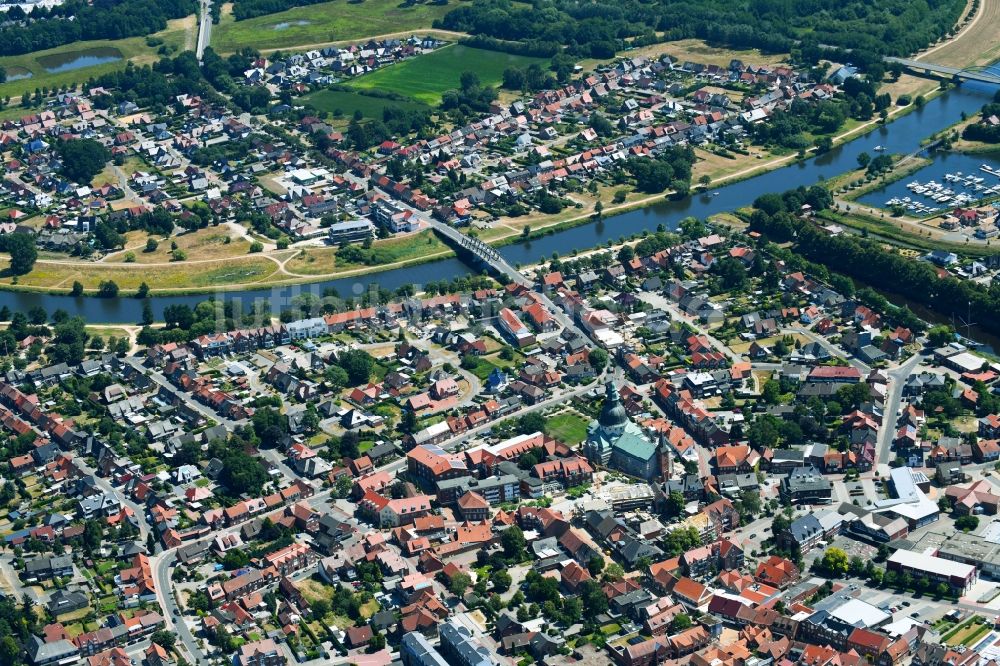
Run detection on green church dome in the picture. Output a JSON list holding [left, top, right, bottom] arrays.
[[598, 381, 628, 429]]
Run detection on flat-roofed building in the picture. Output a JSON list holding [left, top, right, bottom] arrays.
[[327, 219, 375, 245], [887, 548, 976, 593]]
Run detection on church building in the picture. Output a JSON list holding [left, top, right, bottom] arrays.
[[584, 381, 669, 481]]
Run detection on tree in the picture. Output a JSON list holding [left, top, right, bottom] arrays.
[[70, 280, 84, 296], [501, 526, 526, 560], [665, 490, 685, 517], [490, 569, 512, 593], [588, 555, 605, 577], [761, 379, 781, 404], [578, 579, 608, 622], [399, 409, 418, 435], [48, 316, 89, 365], [449, 572, 472, 596], [222, 548, 250, 571], [252, 407, 288, 448], [338, 349, 375, 385], [5, 233, 37, 275], [136, 282, 150, 298], [588, 347, 608, 371], [738, 490, 761, 518], [220, 451, 268, 496], [310, 598, 330, 619], [602, 563, 624, 581], [150, 630, 176, 650], [955, 515, 979, 532], [517, 412, 545, 435], [927, 324, 955, 347], [589, 112, 614, 137], [98, 280, 119, 298], [502, 66, 526, 90], [747, 414, 781, 449], [145, 238, 159, 252], [56, 138, 110, 184], [820, 547, 849, 577], [670, 613, 692, 632], [856, 152, 871, 169]]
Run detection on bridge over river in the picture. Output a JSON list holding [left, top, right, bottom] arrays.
[[884, 57, 1000, 86]]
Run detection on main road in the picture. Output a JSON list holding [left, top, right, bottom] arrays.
[[876, 351, 927, 466], [196, 0, 213, 61]]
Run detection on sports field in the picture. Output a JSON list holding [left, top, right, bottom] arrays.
[[299, 88, 429, 119], [211, 0, 453, 54], [348, 44, 548, 105]]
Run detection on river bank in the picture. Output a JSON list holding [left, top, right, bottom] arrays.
[[0, 57, 996, 321]]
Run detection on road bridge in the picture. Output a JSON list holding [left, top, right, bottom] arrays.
[[430, 221, 597, 342], [430, 220, 532, 287], [884, 57, 1000, 86]]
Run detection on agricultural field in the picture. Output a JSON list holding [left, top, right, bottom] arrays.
[[0, 16, 193, 100], [348, 44, 548, 105], [299, 88, 428, 120], [211, 0, 454, 54]]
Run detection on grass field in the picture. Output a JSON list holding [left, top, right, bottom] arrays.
[[579, 38, 790, 72], [0, 255, 278, 292], [0, 16, 193, 100], [349, 44, 548, 105], [916, 0, 1000, 69], [544, 411, 589, 445], [285, 230, 450, 275], [105, 228, 253, 263], [211, 0, 453, 54], [299, 88, 429, 119]]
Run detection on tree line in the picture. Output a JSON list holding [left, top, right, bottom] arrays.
[[961, 91, 1000, 144], [748, 187, 1000, 336], [436, 0, 965, 66], [0, 0, 195, 57]]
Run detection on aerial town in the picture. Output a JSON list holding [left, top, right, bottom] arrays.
[[6, 210, 1000, 666], [1, 0, 1000, 663]]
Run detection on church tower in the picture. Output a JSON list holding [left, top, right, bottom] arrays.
[[657, 430, 672, 483]]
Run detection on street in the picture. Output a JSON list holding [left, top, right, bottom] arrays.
[[196, 0, 213, 61]]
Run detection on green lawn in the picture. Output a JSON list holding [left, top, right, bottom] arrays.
[[944, 616, 989, 647], [466, 356, 502, 382], [299, 88, 429, 120], [211, 0, 453, 54], [0, 18, 191, 100], [348, 44, 548, 105], [285, 229, 450, 275], [544, 411, 589, 445]]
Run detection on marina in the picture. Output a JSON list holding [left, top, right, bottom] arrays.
[[858, 149, 1000, 215], [883, 169, 1000, 214]]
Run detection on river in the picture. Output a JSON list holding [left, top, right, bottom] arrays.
[[5, 75, 1000, 324]]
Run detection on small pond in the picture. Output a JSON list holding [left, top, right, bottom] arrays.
[[5, 66, 33, 82], [272, 20, 311, 30], [37, 47, 123, 74]]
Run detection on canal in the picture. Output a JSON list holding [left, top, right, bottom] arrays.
[[4, 75, 1000, 323]]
